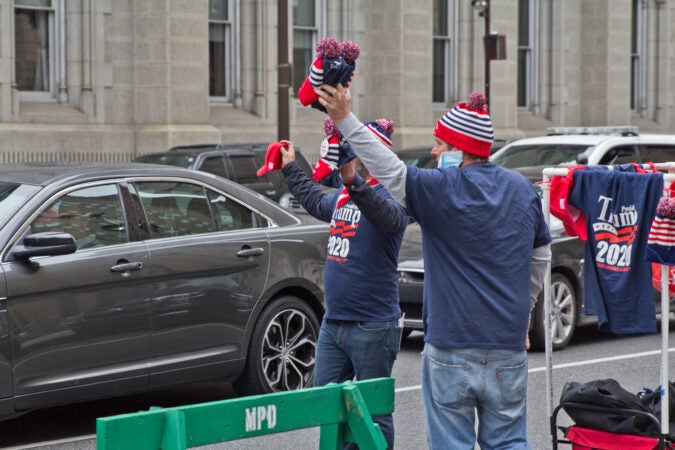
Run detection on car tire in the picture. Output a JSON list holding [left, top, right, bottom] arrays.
[[234, 296, 320, 396], [530, 273, 577, 351]]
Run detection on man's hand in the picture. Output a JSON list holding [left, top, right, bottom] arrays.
[[279, 140, 295, 167], [339, 160, 356, 183], [526, 317, 531, 350], [315, 84, 351, 123]]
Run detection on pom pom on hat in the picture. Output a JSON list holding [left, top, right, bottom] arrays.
[[339, 41, 360, 64], [256, 142, 285, 177], [467, 91, 487, 111], [646, 196, 675, 265], [323, 116, 342, 140], [434, 91, 494, 158], [298, 38, 360, 113], [364, 118, 394, 148]]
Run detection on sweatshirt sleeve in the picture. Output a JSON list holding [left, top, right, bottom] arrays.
[[345, 173, 407, 233], [337, 113, 408, 206], [530, 243, 552, 310], [282, 161, 333, 222]]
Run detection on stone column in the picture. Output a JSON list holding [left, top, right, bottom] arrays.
[[133, 0, 218, 152], [579, 0, 632, 126]]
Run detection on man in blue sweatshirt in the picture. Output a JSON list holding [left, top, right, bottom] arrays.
[[316, 85, 551, 450], [278, 128, 406, 449]]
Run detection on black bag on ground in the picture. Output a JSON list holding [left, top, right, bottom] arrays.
[[640, 382, 675, 417], [560, 379, 659, 435]]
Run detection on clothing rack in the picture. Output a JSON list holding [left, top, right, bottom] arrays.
[[540, 163, 675, 444]]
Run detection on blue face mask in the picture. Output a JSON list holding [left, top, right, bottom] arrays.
[[438, 151, 462, 168]]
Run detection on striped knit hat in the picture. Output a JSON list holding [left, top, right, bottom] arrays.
[[298, 38, 360, 112], [646, 195, 675, 265], [434, 91, 494, 158]]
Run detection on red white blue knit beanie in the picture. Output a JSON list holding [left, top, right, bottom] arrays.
[[363, 118, 394, 149], [298, 38, 360, 113], [646, 196, 675, 265], [312, 118, 356, 184], [434, 91, 494, 158], [312, 117, 394, 185]]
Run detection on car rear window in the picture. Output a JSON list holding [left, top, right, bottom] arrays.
[[228, 155, 260, 184], [294, 151, 314, 177], [491, 144, 593, 168], [135, 154, 195, 168], [641, 145, 675, 164]]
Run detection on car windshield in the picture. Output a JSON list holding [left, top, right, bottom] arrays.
[[135, 154, 195, 168], [0, 182, 41, 229], [491, 144, 594, 169]]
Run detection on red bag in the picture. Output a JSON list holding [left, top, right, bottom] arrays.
[[651, 262, 675, 297], [566, 426, 659, 450]]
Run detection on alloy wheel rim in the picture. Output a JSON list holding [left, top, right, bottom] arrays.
[[261, 308, 317, 391], [550, 280, 575, 345]]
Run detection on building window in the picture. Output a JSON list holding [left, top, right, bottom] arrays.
[[14, 0, 65, 102], [517, 0, 530, 108], [209, 0, 239, 103], [631, 0, 646, 115], [433, 0, 457, 104], [292, 0, 324, 98]]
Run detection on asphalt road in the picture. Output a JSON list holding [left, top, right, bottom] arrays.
[[3, 322, 675, 449]]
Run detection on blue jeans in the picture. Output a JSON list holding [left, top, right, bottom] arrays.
[[421, 344, 531, 450], [314, 318, 403, 449]]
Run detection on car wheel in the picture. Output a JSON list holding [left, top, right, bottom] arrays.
[[234, 296, 320, 396], [530, 273, 577, 351]]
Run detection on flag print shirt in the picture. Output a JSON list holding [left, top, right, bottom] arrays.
[[568, 169, 663, 334]]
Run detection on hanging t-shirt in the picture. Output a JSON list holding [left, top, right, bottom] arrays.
[[568, 169, 663, 334]]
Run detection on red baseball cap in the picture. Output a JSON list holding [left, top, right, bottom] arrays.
[[256, 142, 285, 177]]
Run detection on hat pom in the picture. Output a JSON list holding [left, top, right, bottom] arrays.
[[375, 118, 394, 136], [467, 91, 487, 111], [657, 197, 675, 218], [316, 37, 340, 59], [323, 117, 342, 139], [339, 41, 360, 64]]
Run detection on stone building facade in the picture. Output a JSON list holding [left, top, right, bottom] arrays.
[[0, 0, 672, 164]]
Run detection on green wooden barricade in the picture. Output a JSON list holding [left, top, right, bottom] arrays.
[[96, 377, 394, 450]]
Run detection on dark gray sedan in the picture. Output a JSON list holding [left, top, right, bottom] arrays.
[[0, 163, 328, 419]]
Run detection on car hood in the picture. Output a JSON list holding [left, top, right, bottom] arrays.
[[398, 258, 424, 272]]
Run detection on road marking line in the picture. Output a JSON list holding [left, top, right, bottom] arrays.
[[3, 434, 95, 450], [528, 347, 675, 373], [394, 348, 675, 393]]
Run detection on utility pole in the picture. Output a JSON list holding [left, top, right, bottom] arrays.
[[277, 0, 290, 140]]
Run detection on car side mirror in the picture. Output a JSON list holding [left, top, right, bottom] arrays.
[[11, 232, 77, 260], [576, 154, 589, 164]]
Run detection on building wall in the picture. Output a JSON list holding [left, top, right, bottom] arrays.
[[0, 0, 673, 165]]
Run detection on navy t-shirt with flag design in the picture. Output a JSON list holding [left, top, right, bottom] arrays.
[[282, 162, 406, 322], [568, 169, 663, 334]]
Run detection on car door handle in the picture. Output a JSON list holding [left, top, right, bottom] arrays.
[[237, 248, 264, 258], [110, 262, 143, 272]]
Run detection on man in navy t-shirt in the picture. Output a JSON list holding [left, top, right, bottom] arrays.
[[316, 85, 551, 450], [279, 131, 406, 449]]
